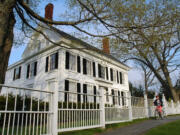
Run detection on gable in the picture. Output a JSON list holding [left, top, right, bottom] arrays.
[[22, 26, 61, 59]]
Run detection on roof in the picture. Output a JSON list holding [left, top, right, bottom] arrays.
[[50, 26, 130, 69], [8, 25, 130, 70]]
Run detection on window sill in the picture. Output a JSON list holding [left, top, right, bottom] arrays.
[[47, 69, 58, 74], [66, 69, 77, 74], [26, 76, 36, 80]]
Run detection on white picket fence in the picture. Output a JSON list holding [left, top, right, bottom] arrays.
[[0, 84, 180, 135]]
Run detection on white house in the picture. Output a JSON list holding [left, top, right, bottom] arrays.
[[3, 3, 130, 106]]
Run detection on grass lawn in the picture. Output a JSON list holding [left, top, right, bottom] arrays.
[[144, 119, 180, 135], [60, 118, 148, 135]]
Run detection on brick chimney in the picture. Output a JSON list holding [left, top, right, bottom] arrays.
[[45, 3, 54, 20], [102, 37, 110, 54]]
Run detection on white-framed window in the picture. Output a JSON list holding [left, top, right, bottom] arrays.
[[64, 80, 77, 102], [83, 58, 92, 75], [98, 64, 105, 79], [65, 51, 76, 71], [113, 69, 116, 82], [86, 60, 91, 75], [27, 61, 37, 79], [13, 66, 21, 80], [45, 52, 58, 72]]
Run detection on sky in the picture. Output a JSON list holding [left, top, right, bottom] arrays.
[[8, 0, 179, 88]]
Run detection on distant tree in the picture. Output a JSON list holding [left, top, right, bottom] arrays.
[[129, 82, 144, 97]]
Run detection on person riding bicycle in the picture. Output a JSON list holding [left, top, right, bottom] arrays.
[[153, 95, 163, 119]]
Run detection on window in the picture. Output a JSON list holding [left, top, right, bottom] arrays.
[[93, 86, 97, 103], [106, 67, 109, 80], [65, 51, 76, 71], [117, 71, 119, 83], [77, 56, 81, 73], [86, 60, 91, 75], [83, 84, 87, 103], [45, 52, 58, 72], [93, 62, 96, 77], [77, 83, 81, 102], [112, 89, 115, 105], [98, 64, 105, 79], [69, 81, 77, 102], [27, 61, 37, 78], [110, 68, 113, 81], [83, 58, 91, 75], [13, 66, 21, 80], [113, 70, 116, 82]]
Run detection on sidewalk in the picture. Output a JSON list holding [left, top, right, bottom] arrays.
[[100, 116, 180, 135]]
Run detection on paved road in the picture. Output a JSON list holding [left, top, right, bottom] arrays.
[[100, 116, 180, 135]]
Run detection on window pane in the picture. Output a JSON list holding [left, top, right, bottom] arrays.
[[69, 53, 76, 71], [50, 53, 56, 70], [86, 60, 91, 75], [69, 81, 76, 102], [30, 63, 35, 77]]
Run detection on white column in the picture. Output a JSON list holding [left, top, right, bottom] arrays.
[[128, 91, 133, 121], [99, 86, 105, 128], [144, 94, 149, 118], [49, 80, 58, 135]]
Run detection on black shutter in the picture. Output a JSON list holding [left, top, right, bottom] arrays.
[[65, 52, 69, 69], [121, 92, 124, 106], [98, 64, 101, 78], [77, 56, 81, 73], [34, 62, 37, 76], [27, 64, 30, 78], [77, 83, 81, 102], [93, 86, 97, 103], [83, 84, 87, 103], [110, 68, 113, 81], [120, 72, 122, 84], [19, 66, 21, 79], [93, 62, 96, 77], [13, 68, 16, 80], [45, 57, 49, 72], [65, 80, 69, 102], [112, 89, 115, 105], [83, 58, 87, 74], [106, 67, 109, 80], [117, 71, 119, 83], [55, 52, 58, 69]]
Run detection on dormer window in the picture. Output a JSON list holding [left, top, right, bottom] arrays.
[[26, 61, 37, 78], [45, 52, 58, 72], [13, 66, 21, 80]]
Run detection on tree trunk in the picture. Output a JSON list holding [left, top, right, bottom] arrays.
[[0, 1, 16, 90], [163, 66, 178, 102]]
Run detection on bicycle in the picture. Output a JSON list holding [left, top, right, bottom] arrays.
[[154, 106, 166, 120]]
